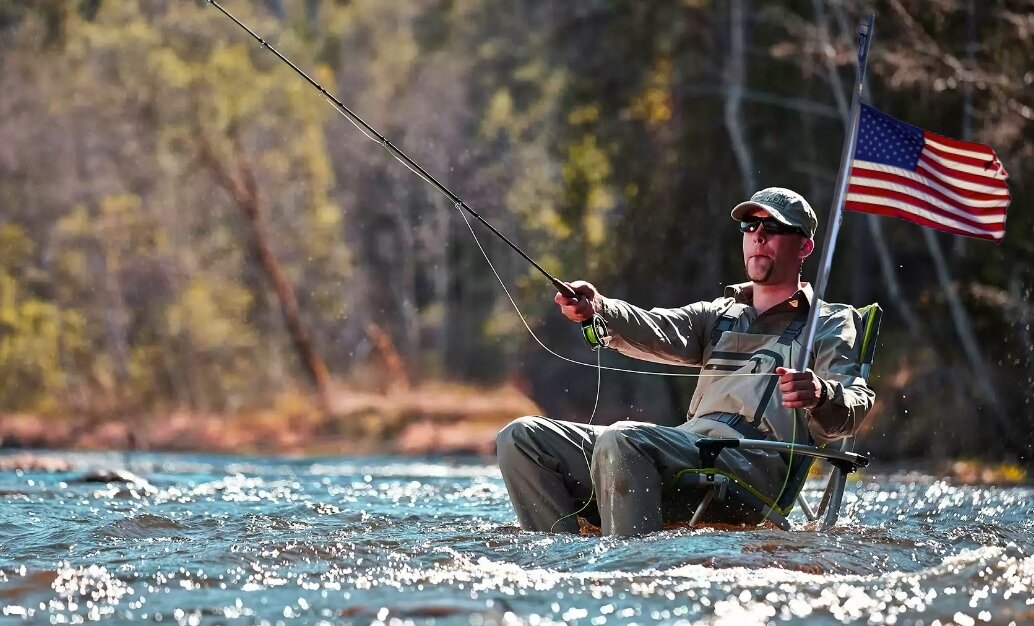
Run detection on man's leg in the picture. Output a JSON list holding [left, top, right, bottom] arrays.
[[591, 421, 704, 536], [496, 416, 604, 533]]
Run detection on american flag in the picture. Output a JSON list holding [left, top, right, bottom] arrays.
[[845, 104, 1010, 243]]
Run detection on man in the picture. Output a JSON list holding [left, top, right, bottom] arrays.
[[496, 187, 875, 536]]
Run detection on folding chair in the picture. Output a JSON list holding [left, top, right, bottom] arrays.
[[671, 303, 883, 530]]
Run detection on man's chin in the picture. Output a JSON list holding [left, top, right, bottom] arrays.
[[745, 262, 773, 283]]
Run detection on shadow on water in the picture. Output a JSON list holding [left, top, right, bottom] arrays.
[[1, 451, 1032, 625]]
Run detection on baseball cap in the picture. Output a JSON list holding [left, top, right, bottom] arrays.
[[731, 187, 818, 238]]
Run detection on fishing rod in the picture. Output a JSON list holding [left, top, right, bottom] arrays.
[[205, 0, 608, 350]]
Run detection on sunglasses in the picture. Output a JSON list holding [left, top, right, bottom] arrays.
[[739, 217, 805, 236]]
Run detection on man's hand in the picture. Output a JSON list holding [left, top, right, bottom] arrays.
[[775, 367, 825, 409], [554, 280, 602, 322]]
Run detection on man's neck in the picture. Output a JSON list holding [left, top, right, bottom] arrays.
[[751, 279, 802, 315]]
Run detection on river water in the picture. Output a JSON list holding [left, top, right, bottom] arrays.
[[0, 451, 1031, 625]]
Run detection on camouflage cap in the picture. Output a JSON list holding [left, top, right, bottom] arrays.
[[731, 187, 818, 238]]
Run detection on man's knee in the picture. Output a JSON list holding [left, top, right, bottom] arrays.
[[495, 415, 545, 464], [593, 421, 644, 464]]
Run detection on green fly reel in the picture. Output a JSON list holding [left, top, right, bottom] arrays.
[[580, 314, 609, 351]]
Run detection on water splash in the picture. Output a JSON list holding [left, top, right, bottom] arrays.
[[1, 451, 1031, 625]]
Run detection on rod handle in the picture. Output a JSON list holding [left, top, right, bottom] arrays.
[[554, 280, 577, 299], [554, 280, 607, 350]]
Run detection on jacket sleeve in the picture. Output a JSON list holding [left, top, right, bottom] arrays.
[[597, 297, 718, 366], [806, 306, 876, 443]]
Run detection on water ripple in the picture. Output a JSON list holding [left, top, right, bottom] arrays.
[[0, 451, 1031, 625]]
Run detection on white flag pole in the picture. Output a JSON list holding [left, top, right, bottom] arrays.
[[795, 15, 875, 372]]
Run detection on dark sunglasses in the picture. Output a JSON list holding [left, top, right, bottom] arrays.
[[739, 217, 805, 236]]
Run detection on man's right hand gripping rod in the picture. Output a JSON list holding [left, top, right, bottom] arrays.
[[555, 281, 609, 351]]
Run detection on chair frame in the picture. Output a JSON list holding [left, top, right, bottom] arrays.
[[684, 303, 883, 531]]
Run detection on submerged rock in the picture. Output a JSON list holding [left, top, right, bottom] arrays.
[[74, 468, 149, 484], [74, 468, 158, 498]]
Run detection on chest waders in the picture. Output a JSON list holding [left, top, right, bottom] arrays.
[[691, 304, 811, 445]]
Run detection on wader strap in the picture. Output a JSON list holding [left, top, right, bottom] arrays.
[[710, 303, 742, 347], [699, 413, 768, 441], [777, 308, 810, 346]]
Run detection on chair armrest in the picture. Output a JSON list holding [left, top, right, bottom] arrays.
[[694, 438, 740, 468], [695, 437, 869, 472]]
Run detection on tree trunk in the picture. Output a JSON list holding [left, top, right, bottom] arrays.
[[198, 136, 333, 414], [723, 0, 755, 198], [922, 229, 1020, 441], [263, 0, 285, 20], [432, 208, 451, 376], [955, 0, 976, 259], [811, 0, 869, 304], [101, 245, 130, 398], [305, 0, 320, 28], [386, 193, 419, 376]]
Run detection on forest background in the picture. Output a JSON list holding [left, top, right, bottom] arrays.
[[0, 0, 1031, 465]]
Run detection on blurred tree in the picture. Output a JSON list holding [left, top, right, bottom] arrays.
[[0, 224, 87, 411], [0, 0, 348, 412], [197, 130, 332, 412], [0, 0, 1030, 460], [768, 0, 1033, 458]]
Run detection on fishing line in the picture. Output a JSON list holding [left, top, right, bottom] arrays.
[[208, 0, 773, 380], [211, 0, 797, 530], [454, 204, 772, 379], [759, 343, 799, 528], [447, 59, 798, 536], [458, 203, 792, 532], [204, 0, 572, 308], [547, 348, 602, 533]]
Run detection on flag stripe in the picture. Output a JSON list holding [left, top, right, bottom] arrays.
[[920, 147, 1010, 180], [847, 182, 1006, 227], [925, 136, 993, 161], [925, 131, 998, 160], [845, 194, 1006, 236], [844, 200, 1003, 242], [917, 155, 1011, 190], [922, 140, 1000, 170], [849, 168, 1010, 210], [852, 160, 1010, 200]]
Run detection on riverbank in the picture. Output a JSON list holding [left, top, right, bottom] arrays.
[[0, 382, 539, 458], [3, 454, 1025, 487], [1, 384, 1028, 485]]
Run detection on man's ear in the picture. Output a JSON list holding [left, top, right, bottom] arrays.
[[800, 237, 816, 259]]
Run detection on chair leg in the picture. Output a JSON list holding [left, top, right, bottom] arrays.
[[797, 492, 818, 522], [759, 506, 792, 531], [690, 488, 716, 526], [817, 467, 839, 517], [820, 471, 847, 530]]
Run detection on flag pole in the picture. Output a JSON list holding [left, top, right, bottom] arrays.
[[795, 14, 875, 372]]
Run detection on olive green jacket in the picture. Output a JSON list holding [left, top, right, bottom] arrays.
[[599, 282, 875, 445]]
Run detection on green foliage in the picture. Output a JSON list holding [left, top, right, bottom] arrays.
[[0, 0, 1031, 460], [0, 0, 352, 411], [0, 225, 86, 410]]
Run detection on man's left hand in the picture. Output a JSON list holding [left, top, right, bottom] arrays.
[[775, 367, 823, 409]]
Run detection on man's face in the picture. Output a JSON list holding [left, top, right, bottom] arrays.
[[741, 208, 814, 284]]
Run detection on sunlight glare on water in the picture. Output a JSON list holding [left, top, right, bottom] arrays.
[[0, 452, 1032, 625]]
